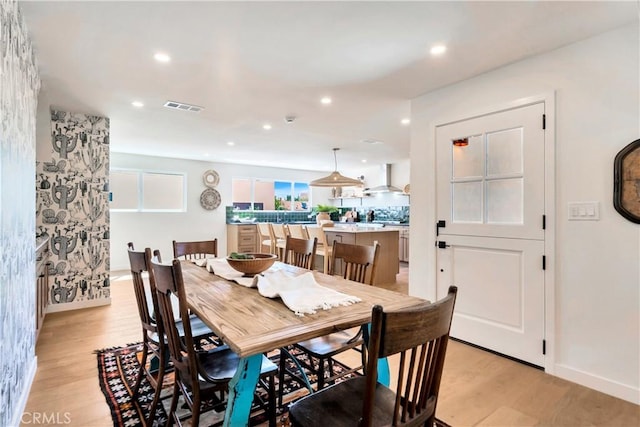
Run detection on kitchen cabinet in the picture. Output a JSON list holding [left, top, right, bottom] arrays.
[[399, 228, 410, 263], [35, 237, 50, 341], [324, 226, 399, 285], [226, 224, 258, 254]]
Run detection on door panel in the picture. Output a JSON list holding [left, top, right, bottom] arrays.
[[437, 235, 544, 366], [436, 103, 545, 240], [436, 102, 546, 367]]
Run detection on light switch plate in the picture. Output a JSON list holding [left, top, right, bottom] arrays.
[[568, 201, 600, 221]]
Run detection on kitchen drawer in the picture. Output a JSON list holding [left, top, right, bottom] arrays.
[[227, 224, 258, 254]]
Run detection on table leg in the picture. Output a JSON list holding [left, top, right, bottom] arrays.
[[223, 353, 262, 427], [362, 324, 390, 387]]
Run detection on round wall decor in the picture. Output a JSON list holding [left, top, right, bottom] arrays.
[[200, 188, 221, 210], [203, 169, 220, 188]]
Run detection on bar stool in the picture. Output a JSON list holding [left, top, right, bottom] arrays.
[[257, 223, 276, 254], [271, 223, 289, 260]]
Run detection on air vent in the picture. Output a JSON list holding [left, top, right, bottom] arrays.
[[163, 101, 204, 113]]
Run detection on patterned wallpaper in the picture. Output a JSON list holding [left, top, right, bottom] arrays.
[[36, 111, 110, 308], [0, 0, 41, 425]]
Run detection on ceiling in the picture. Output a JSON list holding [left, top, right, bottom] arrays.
[[21, 1, 636, 172]]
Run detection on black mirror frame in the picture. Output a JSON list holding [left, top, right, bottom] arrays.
[[613, 138, 640, 224]]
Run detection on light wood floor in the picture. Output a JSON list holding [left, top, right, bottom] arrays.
[[23, 265, 639, 426]]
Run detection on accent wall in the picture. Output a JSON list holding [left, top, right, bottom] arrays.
[[0, 0, 41, 425], [35, 110, 110, 312]]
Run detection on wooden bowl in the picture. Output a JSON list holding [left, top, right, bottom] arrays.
[[226, 253, 277, 275]]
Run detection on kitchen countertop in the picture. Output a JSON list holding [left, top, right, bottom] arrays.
[[323, 225, 401, 233]]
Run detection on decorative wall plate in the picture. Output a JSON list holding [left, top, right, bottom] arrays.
[[614, 138, 640, 224], [203, 169, 220, 188], [403, 184, 410, 194], [200, 188, 221, 210]]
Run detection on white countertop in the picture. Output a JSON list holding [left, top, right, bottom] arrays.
[[323, 225, 400, 233]]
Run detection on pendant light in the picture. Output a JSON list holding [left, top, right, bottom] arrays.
[[310, 148, 363, 187]]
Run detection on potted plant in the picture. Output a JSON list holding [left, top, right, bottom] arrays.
[[314, 204, 338, 225]]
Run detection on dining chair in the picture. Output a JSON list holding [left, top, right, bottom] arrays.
[[172, 238, 218, 260], [257, 222, 277, 254], [287, 224, 309, 239], [271, 223, 289, 260], [305, 225, 332, 274], [289, 286, 458, 427], [292, 241, 381, 391], [150, 254, 278, 427], [126, 243, 216, 426], [283, 236, 317, 270]]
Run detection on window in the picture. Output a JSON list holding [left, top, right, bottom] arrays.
[[110, 170, 186, 212], [232, 178, 310, 211]]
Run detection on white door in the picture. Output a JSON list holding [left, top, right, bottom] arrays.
[[436, 102, 546, 367]]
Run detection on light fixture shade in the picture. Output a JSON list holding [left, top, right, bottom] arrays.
[[310, 171, 363, 187], [310, 148, 363, 188]]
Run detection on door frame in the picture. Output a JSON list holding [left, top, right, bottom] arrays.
[[431, 92, 556, 373]]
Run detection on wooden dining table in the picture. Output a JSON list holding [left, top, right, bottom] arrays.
[[180, 260, 426, 427]]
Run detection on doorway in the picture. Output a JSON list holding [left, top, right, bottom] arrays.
[[435, 101, 549, 367]]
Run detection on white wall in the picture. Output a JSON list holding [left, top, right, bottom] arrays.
[[410, 24, 639, 403], [110, 153, 333, 270]]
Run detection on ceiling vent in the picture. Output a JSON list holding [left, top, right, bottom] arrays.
[[365, 164, 403, 193], [163, 100, 204, 113]]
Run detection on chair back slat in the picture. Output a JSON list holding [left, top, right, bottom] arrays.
[[173, 239, 218, 260], [361, 286, 457, 427], [329, 241, 380, 285], [283, 236, 317, 270], [127, 243, 157, 331], [150, 256, 199, 389]]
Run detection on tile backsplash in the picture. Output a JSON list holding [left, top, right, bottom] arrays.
[[226, 205, 409, 223]]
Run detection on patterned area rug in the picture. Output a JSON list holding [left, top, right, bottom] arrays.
[[96, 342, 359, 427]]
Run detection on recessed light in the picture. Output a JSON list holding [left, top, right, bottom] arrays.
[[263, 124, 272, 130], [204, 153, 210, 157], [401, 118, 411, 125], [227, 141, 235, 146], [362, 159, 367, 163], [320, 97, 332, 105], [131, 101, 144, 108], [430, 45, 447, 56], [154, 52, 171, 63]]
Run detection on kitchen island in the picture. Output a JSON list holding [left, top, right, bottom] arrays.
[[323, 225, 399, 285]]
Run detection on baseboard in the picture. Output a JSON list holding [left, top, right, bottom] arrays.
[[9, 355, 37, 427], [46, 297, 111, 313], [554, 363, 639, 404]]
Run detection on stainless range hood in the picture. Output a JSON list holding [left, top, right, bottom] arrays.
[[365, 164, 403, 193]]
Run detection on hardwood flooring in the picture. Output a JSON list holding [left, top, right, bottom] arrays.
[[22, 265, 639, 426]]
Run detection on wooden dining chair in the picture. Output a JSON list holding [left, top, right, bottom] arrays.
[[287, 224, 309, 239], [292, 241, 381, 390], [283, 236, 317, 270], [305, 225, 332, 274], [172, 238, 218, 260], [150, 254, 278, 427], [126, 243, 216, 426], [289, 286, 458, 427], [257, 222, 277, 254], [329, 240, 380, 284]]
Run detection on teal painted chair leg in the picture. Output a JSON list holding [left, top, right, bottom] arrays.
[[363, 323, 390, 387], [223, 354, 262, 427]]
